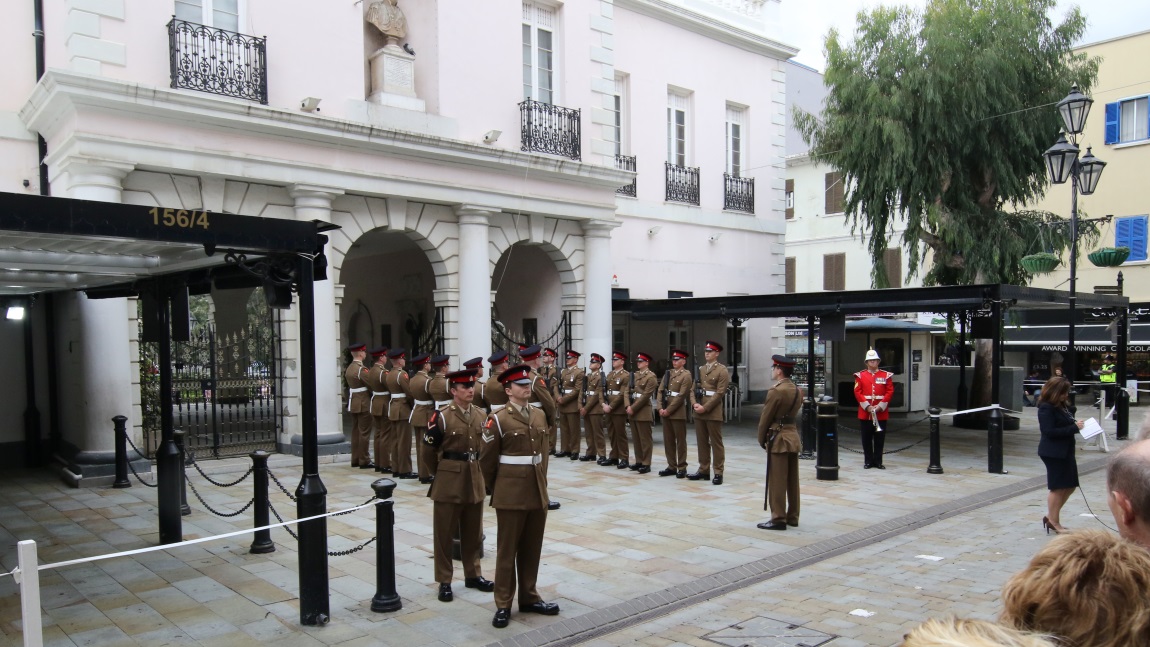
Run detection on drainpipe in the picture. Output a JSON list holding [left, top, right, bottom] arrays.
[[34, 0, 50, 196]]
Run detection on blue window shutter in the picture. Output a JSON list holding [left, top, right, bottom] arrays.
[[1105, 102, 1119, 145], [1116, 216, 1131, 247], [1118, 216, 1148, 262]]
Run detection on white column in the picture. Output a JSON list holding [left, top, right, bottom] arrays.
[[582, 221, 619, 357], [54, 159, 135, 479], [290, 185, 345, 449], [455, 205, 495, 363]]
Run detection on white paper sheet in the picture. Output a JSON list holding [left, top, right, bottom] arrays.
[[1080, 417, 1104, 440]]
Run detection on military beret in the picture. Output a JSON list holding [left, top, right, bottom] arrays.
[[612, 351, 626, 362], [589, 353, 605, 364], [430, 354, 450, 367], [447, 369, 478, 385], [462, 357, 483, 369], [635, 352, 652, 363], [705, 340, 724, 352], [543, 347, 558, 358], [519, 344, 542, 361], [387, 347, 406, 359], [671, 349, 689, 360], [499, 364, 533, 385], [566, 350, 581, 359], [411, 352, 431, 365], [347, 342, 366, 352], [772, 354, 797, 368], [488, 350, 510, 365], [369, 346, 388, 358]]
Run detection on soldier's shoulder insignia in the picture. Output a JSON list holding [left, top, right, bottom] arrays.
[[854, 379, 861, 389], [484, 417, 494, 429]]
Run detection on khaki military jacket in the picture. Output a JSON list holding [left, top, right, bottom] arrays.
[[428, 374, 450, 410], [480, 403, 549, 510], [690, 362, 730, 421], [558, 366, 585, 413], [539, 364, 559, 401], [605, 369, 630, 415], [629, 369, 657, 422], [659, 368, 694, 420], [385, 367, 411, 421], [345, 361, 370, 413], [583, 369, 605, 413], [483, 375, 508, 412], [364, 362, 389, 417], [409, 371, 433, 426], [528, 370, 557, 425], [426, 403, 485, 505], [758, 378, 803, 454]]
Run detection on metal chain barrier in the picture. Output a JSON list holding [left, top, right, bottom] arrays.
[[268, 501, 298, 540], [184, 476, 255, 518], [836, 415, 932, 455], [266, 468, 298, 502], [329, 536, 377, 557], [188, 456, 253, 488], [268, 498, 380, 556], [123, 434, 158, 488]]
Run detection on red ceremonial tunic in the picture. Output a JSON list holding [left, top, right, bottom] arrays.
[[853, 369, 895, 421]]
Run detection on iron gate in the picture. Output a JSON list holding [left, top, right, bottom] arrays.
[[141, 307, 282, 459]]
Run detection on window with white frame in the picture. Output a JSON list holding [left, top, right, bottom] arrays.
[[609, 75, 628, 156], [1116, 215, 1148, 262], [175, 0, 239, 31], [726, 105, 746, 176], [1105, 96, 1149, 144], [522, 2, 556, 104], [667, 91, 691, 167]]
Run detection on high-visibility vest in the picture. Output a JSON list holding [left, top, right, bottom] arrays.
[[1100, 363, 1117, 384]]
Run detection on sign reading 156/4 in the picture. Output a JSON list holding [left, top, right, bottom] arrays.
[[150, 207, 210, 229]]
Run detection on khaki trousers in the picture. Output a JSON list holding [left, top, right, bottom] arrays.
[[559, 412, 581, 454], [585, 413, 606, 457], [767, 451, 800, 524], [350, 411, 372, 466], [607, 414, 629, 461], [694, 418, 725, 475], [433, 500, 484, 584], [392, 421, 413, 474], [373, 415, 392, 469], [493, 507, 547, 609], [662, 418, 688, 470], [631, 418, 653, 466]]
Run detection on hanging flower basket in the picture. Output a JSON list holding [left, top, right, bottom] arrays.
[[1020, 252, 1060, 274], [1087, 247, 1130, 267]]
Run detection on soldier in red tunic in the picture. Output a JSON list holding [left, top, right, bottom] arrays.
[[854, 348, 895, 469]]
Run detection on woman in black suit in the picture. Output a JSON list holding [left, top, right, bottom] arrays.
[[1036, 377, 1084, 534]]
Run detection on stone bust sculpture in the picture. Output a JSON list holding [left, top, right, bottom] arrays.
[[366, 0, 407, 46]]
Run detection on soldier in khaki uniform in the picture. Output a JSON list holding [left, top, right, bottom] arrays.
[[344, 343, 372, 468], [627, 352, 657, 474], [423, 368, 495, 602], [408, 352, 434, 482], [602, 351, 631, 468], [364, 346, 390, 472], [462, 357, 485, 408], [756, 355, 803, 530], [539, 348, 560, 454], [658, 349, 694, 478], [385, 348, 418, 479], [482, 351, 511, 414], [690, 340, 731, 485], [519, 344, 560, 510], [480, 364, 560, 629], [557, 350, 585, 460], [580, 353, 607, 462], [419, 354, 452, 484]]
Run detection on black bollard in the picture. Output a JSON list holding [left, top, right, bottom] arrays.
[[1117, 386, 1130, 440], [250, 451, 275, 554], [987, 407, 1005, 474], [113, 415, 130, 489], [173, 430, 191, 516], [927, 407, 943, 474], [815, 401, 839, 481], [799, 397, 815, 459], [371, 478, 402, 612]]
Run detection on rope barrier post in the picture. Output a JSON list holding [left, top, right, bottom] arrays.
[[988, 406, 1005, 474], [927, 407, 943, 474], [1117, 385, 1130, 440], [371, 478, 402, 613], [800, 396, 815, 459], [112, 415, 130, 489], [815, 400, 839, 481], [250, 450, 275, 554], [173, 430, 191, 516], [16, 539, 44, 647]]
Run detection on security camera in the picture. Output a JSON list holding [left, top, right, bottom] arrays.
[[483, 129, 502, 144], [300, 97, 322, 112], [647, 226, 662, 237], [708, 234, 722, 243]]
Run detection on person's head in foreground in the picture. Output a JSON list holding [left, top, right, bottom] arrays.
[[900, 616, 1053, 647], [1106, 439, 1150, 549]]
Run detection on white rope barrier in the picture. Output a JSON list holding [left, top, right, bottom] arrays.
[[938, 404, 1022, 417]]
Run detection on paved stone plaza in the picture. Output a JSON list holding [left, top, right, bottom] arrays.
[[0, 407, 1129, 647]]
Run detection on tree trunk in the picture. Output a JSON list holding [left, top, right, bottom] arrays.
[[969, 338, 995, 413]]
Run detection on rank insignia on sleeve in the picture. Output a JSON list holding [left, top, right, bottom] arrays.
[[482, 432, 493, 444]]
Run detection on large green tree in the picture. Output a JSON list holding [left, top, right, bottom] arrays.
[[795, 0, 1099, 409]]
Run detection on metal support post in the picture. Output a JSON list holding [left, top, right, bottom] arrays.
[[250, 450, 275, 554], [927, 407, 943, 474], [156, 292, 182, 544], [815, 400, 838, 481], [800, 315, 816, 458], [371, 478, 402, 612], [988, 300, 1005, 474], [1117, 299, 1129, 440], [112, 415, 130, 488], [173, 430, 191, 516]]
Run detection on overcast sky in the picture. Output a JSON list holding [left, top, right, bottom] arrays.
[[780, 1, 1150, 72]]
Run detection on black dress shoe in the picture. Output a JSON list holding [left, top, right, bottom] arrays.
[[616, 461, 630, 470], [787, 520, 799, 527], [757, 520, 787, 531], [676, 470, 687, 479], [419, 476, 435, 484], [596, 457, 609, 465], [686, 471, 710, 481], [437, 582, 453, 602], [464, 576, 495, 592], [519, 601, 560, 615], [492, 608, 511, 628], [396, 472, 418, 479], [605, 458, 619, 466], [548, 500, 560, 510], [556, 451, 572, 458], [569, 453, 579, 461], [637, 465, 651, 474], [712, 475, 723, 485], [549, 449, 558, 456], [359, 463, 376, 470], [628, 462, 641, 471], [579, 454, 595, 461], [863, 464, 873, 469], [876, 464, 886, 470], [658, 467, 677, 477], [381, 466, 393, 474]]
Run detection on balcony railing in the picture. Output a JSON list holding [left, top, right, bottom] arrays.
[[723, 173, 755, 214], [519, 99, 581, 161], [168, 18, 268, 104], [615, 154, 637, 196], [665, 162, 700, 205]]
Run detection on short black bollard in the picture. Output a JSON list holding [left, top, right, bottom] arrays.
[[173, 430, 191, 516], [113, 415, 131, 489], [371, 478, 402, 613], [815, 400, 839, 481], [799, 397, 816, 459], [1117, 386, 1130, 440], [250, 451, 275, 554], [987, 407, 1005, 474], [927, 407, 943, 474]]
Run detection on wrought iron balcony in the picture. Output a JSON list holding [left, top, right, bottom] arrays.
[[665, 162, 700, 205], [723, 173, 754, 214], [519, 99, 581, 161], [168, 18, 268, 104], [615, 154, 637, 196]]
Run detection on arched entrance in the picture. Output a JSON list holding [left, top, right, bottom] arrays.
[[492, 242, 570, 352]]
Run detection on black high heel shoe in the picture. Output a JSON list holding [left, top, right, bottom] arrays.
[[1042, 516, 1054, 534]]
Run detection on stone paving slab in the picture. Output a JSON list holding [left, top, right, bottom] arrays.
[[0, 407, 1131, 646]]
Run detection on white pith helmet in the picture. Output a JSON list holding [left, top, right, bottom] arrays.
[[865, 349, 880, 362]]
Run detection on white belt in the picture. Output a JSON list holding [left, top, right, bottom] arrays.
[[864, 395, 884, 400], [608, 390, 622, 396], [413, 399, 433, 406], [490, 404, 506, 412], [434, 399, 452, 407], [564, 389, 575, 394], [390, 394, 406, 400], [585, 390, 596, 395], [703, 390, 716, 396], [499, 454, 542, 465], [631, 393, 641, 399], [349, 387, 368, 393], [372, 391, 389, 396], [669, 391, 681, 397]]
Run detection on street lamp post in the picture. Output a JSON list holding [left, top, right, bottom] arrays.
[[1043, 85, 1106, 391]]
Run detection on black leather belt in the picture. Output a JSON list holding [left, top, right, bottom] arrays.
[[442, 451, 478, 462], [780, 417, 795, 424]]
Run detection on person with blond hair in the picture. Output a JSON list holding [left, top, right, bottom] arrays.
[[1000, 529, 1150, 647], [900, 617, 1054, 647]]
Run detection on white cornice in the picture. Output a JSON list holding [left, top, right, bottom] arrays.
[[615, 0, 798, 59], [20, 70, 633, 191]]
